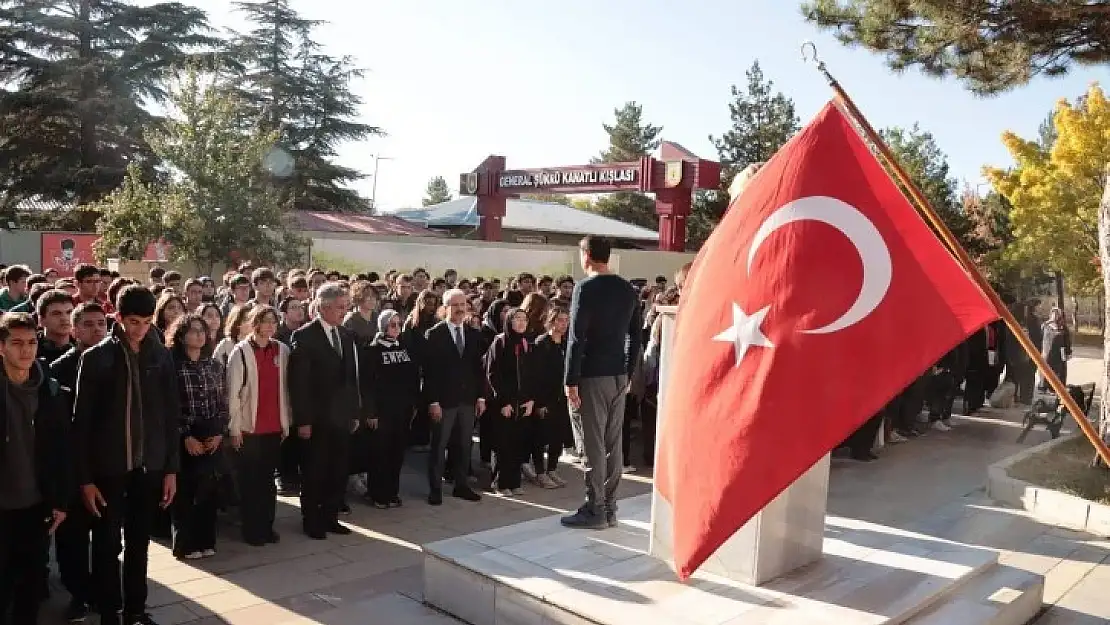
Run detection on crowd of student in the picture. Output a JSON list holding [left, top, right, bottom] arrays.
[[0, 249, 671, 625]]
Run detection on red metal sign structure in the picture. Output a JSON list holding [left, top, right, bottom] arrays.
[[459, 142, 720, 251]]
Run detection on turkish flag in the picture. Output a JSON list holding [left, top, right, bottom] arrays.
[[656, 102, 998, 580]]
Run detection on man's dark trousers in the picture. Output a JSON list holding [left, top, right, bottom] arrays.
[[301, 424, 350, 531], [90, 469, 162, 619], [427, 406, 475, 492], [0, 504, 49, 625], [55, 494, 93, 606], [571, 375, 626, 517]]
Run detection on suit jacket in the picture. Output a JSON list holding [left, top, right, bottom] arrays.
[[288, 318, 372, 430], [422, 321, 485, 410]]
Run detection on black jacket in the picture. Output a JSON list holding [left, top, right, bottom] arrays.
[[484, 331, 537, 414], [49, 346, 82, 414], [366, 334, 421, 420], [422, 321, 485, 409], [533, 334, 567, 413], [72, 328, 181, 484], [288, 319, 372, 429], [0, 366, 70, 511]]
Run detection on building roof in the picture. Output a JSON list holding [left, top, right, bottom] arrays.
[[293, 210, 444, 237], [391, 197, 659, 242]]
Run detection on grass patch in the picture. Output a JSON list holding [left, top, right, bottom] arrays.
[[1007, 437, 1110, 503]]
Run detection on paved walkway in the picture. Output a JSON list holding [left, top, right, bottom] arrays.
[[38, 346, 1110, 624]]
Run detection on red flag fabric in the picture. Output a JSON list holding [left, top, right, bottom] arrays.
[[655, 101, 998, 580]]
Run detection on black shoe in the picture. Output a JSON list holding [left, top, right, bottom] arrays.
[[124, 613, 160, 625], [370, 500, 389, 509], [389, 496, 403, 508], [561, 506, 607, 530], [850, 450, 879, 462], [65, 599, 89, 622], [327, 521, 352, 535], [606, 512, 617, 528], [303, 524, 326, 540], [453, 486, 481, 502], [339, 503, 351, 516], [428, 490, 443, 505], [268, 531, 281, 544], [244, 536, 267, 547], [99, 614, 122, 625]]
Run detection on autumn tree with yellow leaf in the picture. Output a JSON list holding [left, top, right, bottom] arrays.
[[984, 84, 1110, 296]]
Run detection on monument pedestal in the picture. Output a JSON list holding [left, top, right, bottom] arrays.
[[648, 307, 827, 586], [422, 308, 1043, 625]]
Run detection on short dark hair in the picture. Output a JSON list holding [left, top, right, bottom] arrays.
[[163, 270, 182, 283], [579, 236, 613, 264], [517, 272, 535, 283], [25, 283, 52, 308], [4, 264, 31, 284], [555, 275, 574, 287], [36, 289, 73, 318], [251, 267, 276, 286], [99, 268, 112, 278], [444, 268, 457, 278], [0, 312, 38, 341], [116, 284, 157, 318], [183, 278, 202, 293], [72, 301, 105, 325], [289, 276, 308, 290], [432, 277, 447, 289], [149, 267, 165, 280], [26, 274, 47, 290], [107, 277, 134, 309], [229, 274, 251, 288], [74, 263, 100, 282]]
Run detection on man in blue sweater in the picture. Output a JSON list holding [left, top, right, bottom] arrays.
[[562, 236, 642, 529]]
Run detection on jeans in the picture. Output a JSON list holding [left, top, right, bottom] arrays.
[[90, 470, 162, 617]]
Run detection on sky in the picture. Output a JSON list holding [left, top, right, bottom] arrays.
[[178, 0, 1108, 212]]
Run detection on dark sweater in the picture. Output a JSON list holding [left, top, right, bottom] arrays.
[[485, 332, 537, 413], [534, 334, 567, 413], [564, 274, 642, 386], [366, 334, 421, 419]]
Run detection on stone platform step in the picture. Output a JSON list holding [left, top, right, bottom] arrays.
[[906, 563, 1044, 625], [422, 494, 1044, 625]]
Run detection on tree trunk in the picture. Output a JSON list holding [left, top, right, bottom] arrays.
[[1098, 163, 1110, 446]]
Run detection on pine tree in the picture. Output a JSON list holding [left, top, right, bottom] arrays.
[[423, 176, 452, 206], [689, 61, 800, 248], [881, 124, 971, 249], [802, 0, 1110, 95], [587, 102, 661, 231], [226, 0, 382, 213], [0, 0, 216, 223]]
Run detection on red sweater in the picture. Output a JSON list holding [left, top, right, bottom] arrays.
[[252, 340, 282, 435]]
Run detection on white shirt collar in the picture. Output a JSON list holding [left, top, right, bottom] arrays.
[[319, 317, 335, 334]]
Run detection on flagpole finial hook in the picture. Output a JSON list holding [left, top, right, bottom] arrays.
[[801, 41, 835, 84], [801, 41, 819, 63]]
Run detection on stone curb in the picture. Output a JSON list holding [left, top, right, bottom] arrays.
[[988, 434, 1110, 536]]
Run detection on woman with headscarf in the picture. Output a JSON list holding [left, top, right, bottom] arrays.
[[484, 307, 538, 496], [1038, 307, 1072, 390], [364, 310, 421, 508], [478, 298, 509, 468]]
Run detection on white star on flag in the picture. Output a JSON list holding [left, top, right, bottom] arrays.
[[712, 303, 774, 366]]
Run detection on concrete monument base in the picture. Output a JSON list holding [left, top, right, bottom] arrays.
[[422, 493, 1043, 625]]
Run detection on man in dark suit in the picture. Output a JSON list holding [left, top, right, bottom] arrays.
[[422, 288, 485, 505], [289, 283, 371, 539]]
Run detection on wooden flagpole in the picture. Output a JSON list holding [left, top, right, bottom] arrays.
[[800, 42, 1110, 469]]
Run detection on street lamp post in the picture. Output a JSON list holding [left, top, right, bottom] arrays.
[[369, 154, 393, 212]]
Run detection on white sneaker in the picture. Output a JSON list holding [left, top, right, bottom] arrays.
[[548, 472, 567, 487], [622, 465, 637, 474], [512, 487, 525, 496], [202, 548, 216, 558], [888, 431, 908, 444], [537, 473, 558, 489], [933, 420, 952, 432], [498, 489, 514, 497], [521, 463, 538, 481], [183, 551, 204, 560]]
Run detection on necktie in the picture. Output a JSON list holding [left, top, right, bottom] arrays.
[[330, 326, 342, 359], [454, 325, 464, 356]]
